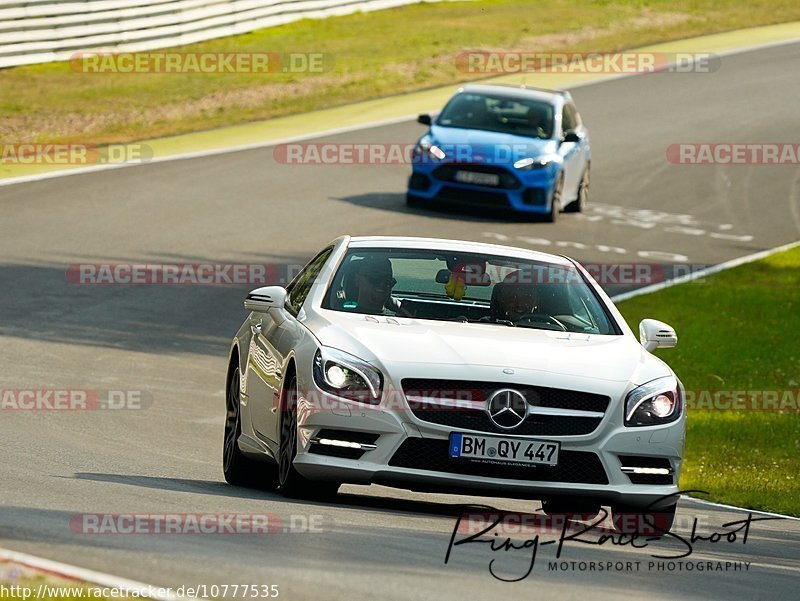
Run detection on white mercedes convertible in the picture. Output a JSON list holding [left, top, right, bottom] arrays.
[[223, 236, 684, 533]]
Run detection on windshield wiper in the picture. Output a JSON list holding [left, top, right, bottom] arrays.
[[470, 318, 515, 327], [515, 322, 565, 332]]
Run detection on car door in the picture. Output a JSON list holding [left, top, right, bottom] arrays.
[[246, 247, 333, 443], [558, 102, 586, 201]]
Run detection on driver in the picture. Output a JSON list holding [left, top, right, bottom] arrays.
[[353, 256, 401, 315], [491, 282, 540, 321]]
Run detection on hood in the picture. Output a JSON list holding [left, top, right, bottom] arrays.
[[312, 312, 670, 384], [428, 125, 555, 164]]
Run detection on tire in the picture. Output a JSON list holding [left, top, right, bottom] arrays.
[[541, 498, 601, 522], [543, 175, 563, 223], [564, 165, 589, 213], [611, 502, 677, 537], [223, 366, 277, 488], [277, 373, 340, 500]]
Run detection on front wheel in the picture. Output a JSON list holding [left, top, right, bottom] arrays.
[[543, 174, 564, 223], [564, 165, 589, 213], [223, 366, 277, 488], [277, 374, 340, 500]]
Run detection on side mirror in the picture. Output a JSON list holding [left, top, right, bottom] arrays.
[[244, 286, 287, 312], [562, 130, 582, 143], [417, 113, 432, 126], [639, 319, 677, 352]]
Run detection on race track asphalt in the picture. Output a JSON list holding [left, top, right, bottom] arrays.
[[0, 41, 799, 601]]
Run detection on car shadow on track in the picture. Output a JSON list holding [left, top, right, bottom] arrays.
[[71, 473, 536, 519], [334, 489, 506, 518], [333, 192, 543, 223], [0, 253, 309, 356], [73, 473, 279, 501]]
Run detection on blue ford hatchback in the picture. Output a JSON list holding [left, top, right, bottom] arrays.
[[407, 84, 590, 221]]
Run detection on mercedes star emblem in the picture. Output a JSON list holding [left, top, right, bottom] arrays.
[[486, 388, 528, 429]]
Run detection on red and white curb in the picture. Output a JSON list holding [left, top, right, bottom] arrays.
[[0, 548, 188, 600]]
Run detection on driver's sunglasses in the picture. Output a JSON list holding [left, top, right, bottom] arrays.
[[362, 274, 397, 289]]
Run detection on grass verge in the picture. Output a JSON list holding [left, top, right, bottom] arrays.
[[617, 245, 800, 516], [3, 0, 800, 145]]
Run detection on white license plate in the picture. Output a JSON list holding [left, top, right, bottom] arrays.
[[449, 433, 559, 466], [454, 170, 500, 186]]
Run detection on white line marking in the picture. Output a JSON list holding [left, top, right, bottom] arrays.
[[0, 548, 188, 600], [680, 495, 800, 521], [739, 562, 800, 573], [1, 36, 799, 188], [0, 114, 420, 188], [610, 239, 800, 303]]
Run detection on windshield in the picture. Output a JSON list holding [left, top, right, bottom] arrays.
[[322, 248, 619, 335], [436, 91, 555, 139]]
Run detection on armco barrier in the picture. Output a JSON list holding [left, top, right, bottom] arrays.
[[0, 0, 443, 68]]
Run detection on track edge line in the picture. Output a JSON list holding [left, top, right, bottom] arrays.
[[610, 240, 800, 303]]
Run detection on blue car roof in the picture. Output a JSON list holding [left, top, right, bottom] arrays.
[[458, 83, 570, 105]]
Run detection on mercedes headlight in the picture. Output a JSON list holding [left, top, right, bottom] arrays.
[[624, 376, 682, 427], [313, 347, 383, 404]]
